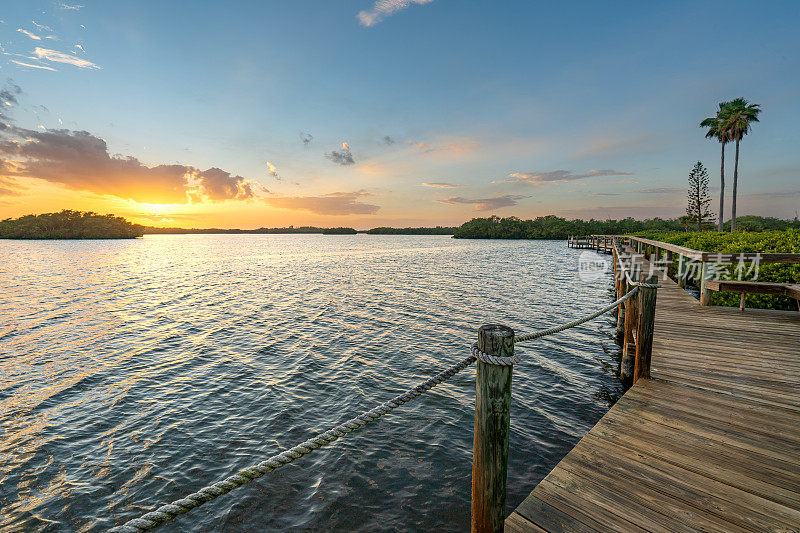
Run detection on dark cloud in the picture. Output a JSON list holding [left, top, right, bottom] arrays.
[[497, 169, 632, 185], [0, 79, 22, 122], [325, 143, 355, 166], [264, 191, 379, 215], [383, 135, 395, 145], [0, 124, 254, 204], [196, 168, 253, 201], [437, 194, 526, 211], [300, 132, 313, 146]]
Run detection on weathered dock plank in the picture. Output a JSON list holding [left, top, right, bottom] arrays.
[[508, 244, 800, 532]]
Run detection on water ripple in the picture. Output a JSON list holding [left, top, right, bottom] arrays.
[[0, 235, 623, 532]]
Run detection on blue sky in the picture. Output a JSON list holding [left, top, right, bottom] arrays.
[[0, 0, 798, 227]]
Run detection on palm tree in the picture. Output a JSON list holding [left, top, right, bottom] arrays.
[[700, 102, 731, 232], [719, 97, 761, 232]]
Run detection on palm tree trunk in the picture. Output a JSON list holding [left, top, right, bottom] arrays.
[[718, 143, 725, 232], [731, 138, 740, 232]]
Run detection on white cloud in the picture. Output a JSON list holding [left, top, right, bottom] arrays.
[[9, 59, 57, 71], [437, 194, 526, 211], [495, 169, 632, 185], [342, 141, 350, 150], [32, 21, 54, 32], [265, 191, 379, 215], [420, 182, 459, 188], [357, 0, 434, 27], [17, 29, 42, 40], [639, 187, 682, 194], [60, 3, 84, 10], [33, 47, 100, 69], [266, 161, 282, 181]]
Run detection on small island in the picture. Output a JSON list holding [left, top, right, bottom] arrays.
[[322, 227, 358, 234], [0, 210, 145, 239]]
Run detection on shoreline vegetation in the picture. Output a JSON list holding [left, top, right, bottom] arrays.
[[641, 229, 800, 310], [1, 210, 798, 240], [0, 211, 144, 239], [451, 214, 799, 239]]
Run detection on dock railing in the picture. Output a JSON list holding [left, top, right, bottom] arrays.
[[609, 235, 800, 307]]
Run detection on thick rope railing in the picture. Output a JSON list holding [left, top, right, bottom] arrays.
[[110, 286, 643, 532], [622, 268, 661, 289], [514, 286, 640, 343], [109, 354, 476, 532]]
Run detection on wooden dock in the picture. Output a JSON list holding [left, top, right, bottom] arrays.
[[507, 244, 800, 532]]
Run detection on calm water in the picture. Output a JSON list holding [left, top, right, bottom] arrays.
[[0, 235, 623, 532]]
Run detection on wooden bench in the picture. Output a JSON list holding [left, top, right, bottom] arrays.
[[704, 280, 800, 311]]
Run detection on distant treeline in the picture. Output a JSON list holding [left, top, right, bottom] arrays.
[[144, 226, 453, 235], [366, 226, 456, 235], [5, 211, 797, 240], [0, 210, 144, 239], [142, 225, 356, 234], [452, 215, 800, 239]]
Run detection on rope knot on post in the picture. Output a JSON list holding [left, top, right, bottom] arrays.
[[471, 342, 520, 366]]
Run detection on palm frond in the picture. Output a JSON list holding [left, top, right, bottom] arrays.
[[718, 98, 762, 140]]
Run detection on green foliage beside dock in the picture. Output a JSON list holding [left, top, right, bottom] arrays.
[[639, 229, 800, 309], [454, 215, 799, 240], [634, 228, 800, 253], [0, 210, 144, 239]]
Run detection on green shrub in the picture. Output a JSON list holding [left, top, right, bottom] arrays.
[[632, 230, 800, 310]]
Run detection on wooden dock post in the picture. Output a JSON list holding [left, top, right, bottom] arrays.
[[666, 250, 674, 278], [633, 274, 658, 383], [616, 277, 626, 343], [620, 276, 638, 383], [612, 243, 617, 278], [613, 241, 626, 343], [699, 261, 711, 305], [472, 325, 514, 533]]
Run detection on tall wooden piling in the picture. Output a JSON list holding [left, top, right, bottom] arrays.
[[616, 277, 626, 343], [472, 325, 514, 533], [633, 274, 658, 383], [620, 278, 638, 383]]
